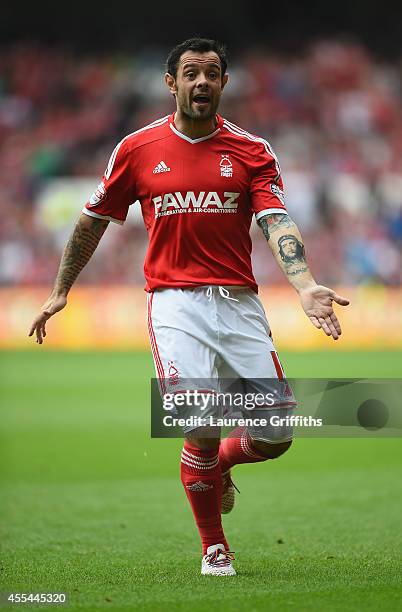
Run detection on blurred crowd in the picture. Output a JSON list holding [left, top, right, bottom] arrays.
[[1, 40, 401, 288]]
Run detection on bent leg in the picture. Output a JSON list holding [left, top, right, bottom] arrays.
[[250, 438, 292, 459], [219, 426, 293, 473]]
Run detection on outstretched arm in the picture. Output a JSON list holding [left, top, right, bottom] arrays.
[[29, 213, 109, 344], [258, 213, 349, 340]]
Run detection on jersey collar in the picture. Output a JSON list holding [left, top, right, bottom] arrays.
[[169, 113, 223, 144]]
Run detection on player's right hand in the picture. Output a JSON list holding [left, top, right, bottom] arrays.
[[28, 294, 67, 344]]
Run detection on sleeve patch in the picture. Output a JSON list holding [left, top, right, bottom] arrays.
[[88, 181, 107, 207], [270, 183, 285, 205]]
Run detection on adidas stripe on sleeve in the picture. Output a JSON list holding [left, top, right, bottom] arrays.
[[83, 139, 136, 225], [221, 120, 287, 219], [248, 141, 287, 219]]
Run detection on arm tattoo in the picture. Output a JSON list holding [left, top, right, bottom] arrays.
[[258, 213, 309, 277], [54, 216, 109, 295], [277, 234, 308, 276], [258, 213, 292, 241]]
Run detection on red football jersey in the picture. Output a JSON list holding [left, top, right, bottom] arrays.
[[83, 113, 287, 292]]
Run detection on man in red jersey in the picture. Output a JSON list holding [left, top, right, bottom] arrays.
[[29, 38, 349, 576]]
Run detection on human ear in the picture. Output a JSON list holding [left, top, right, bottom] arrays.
[[221, 73, 229, 90], [164, 73, 177, 95]]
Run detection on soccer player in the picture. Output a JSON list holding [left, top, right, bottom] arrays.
[[29, 38, 349, 576]]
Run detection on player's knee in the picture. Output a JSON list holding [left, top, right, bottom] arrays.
[[251, 438, 292, 459]]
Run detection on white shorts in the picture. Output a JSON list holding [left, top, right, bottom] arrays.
[[147, 285, 295, 442]]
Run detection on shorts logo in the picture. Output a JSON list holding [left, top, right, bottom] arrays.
[[270, 183, 285, 205], [88, 181, 106, 207], [283, 383, 293, 397], [220, 154, 233, 177], [168, 361, 179, 386], [153, 191, 240, 218]]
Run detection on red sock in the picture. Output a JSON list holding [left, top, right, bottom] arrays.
[[219, 426, 268, 474], [180, 441, 229, 555]]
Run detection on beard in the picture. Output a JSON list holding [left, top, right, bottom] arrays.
[[177, 92, 219, 121], [184, 105, 215, 121]]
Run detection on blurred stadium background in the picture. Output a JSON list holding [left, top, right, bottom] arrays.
[[1, 2, 402, 610], [0, 3, 401, 350]]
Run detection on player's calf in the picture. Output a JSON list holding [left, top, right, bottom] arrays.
[[180, 438, 229, 556]]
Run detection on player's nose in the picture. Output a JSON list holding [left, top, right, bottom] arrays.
[[195, 73, 209, 88]]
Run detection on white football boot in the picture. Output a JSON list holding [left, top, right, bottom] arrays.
[[201, 544, 236, 576]]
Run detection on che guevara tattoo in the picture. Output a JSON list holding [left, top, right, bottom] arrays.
[[258, 213, 308, 276], [277, 234, 307, 275]]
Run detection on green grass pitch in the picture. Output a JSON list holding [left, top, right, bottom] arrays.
[[1, 350, 402, 611]]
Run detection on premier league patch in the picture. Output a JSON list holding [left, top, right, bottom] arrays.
[[270, 183, 285, 205], [88, 181, 106, 207]]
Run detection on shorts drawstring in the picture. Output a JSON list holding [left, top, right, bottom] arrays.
[[206, 286, 240, 303]]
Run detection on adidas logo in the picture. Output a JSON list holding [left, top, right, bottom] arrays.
[[153, 161, 171, 174], [186, 481, 213, 492]]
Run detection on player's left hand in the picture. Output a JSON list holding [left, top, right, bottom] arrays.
[[299, 285, 350, 340]]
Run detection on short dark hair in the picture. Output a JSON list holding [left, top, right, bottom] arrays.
[[166, 37, 228, 79]]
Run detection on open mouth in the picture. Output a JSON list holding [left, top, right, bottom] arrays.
[[193, 95, 211, 105]]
